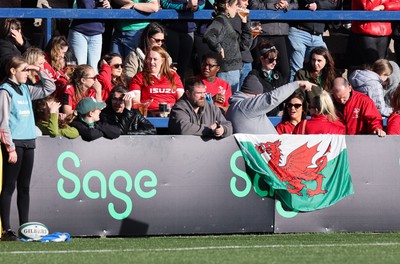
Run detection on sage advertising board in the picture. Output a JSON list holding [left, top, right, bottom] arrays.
[[9, 135, 400, 236], [10, 136, 274, 236]]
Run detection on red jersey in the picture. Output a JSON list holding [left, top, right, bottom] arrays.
[[195, 75, 232, 107], [276, 121, 296, 134], [387, 113, 400, 135], [63, 84, 97, 110], [335, 91, 382, 135], [43, 59, 68, 102], [293, 115, 346, 135], [97, 64, 115, 102], [129, 71, 184, 111]]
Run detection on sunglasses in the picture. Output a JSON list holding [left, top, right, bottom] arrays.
[[286, 103, 302, 109], [152, 37, 165, 43], [111, 64, 123, 69], [85, 76, 97, 80], [263, 57, 277, 63], [202, 63, 219, 69]]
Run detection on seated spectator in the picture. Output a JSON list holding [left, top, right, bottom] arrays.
[[383, 61, 400, 107], [33, 95, 79, 139], [62, 64, 102, 115], [124, 22, 170, 84], [195, 52, 232, 114], [387, 86, 400, 135], [349, 59, 393, 117], [97, 53, 127, 101], [130, 46, 184, 115], [44, 36, 70, 101], [293, 90, 346, 134], [226, 73, 314, 134], [70, 97, 120, 141], [22, 47, 46, 85], [168, 76, 232, 138], [275, 90, 306, 134], [100, 85, 157, 135], [331, 77, 385, 136], [295, 46, 338, 113], [0, 18, 31, 81], [250, 41, 286, 116]]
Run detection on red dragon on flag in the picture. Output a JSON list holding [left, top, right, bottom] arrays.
[[234, 134, 353, 211], [255, 140, 331, 197]]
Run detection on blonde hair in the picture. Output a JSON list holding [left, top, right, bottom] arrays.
[[372, 59, 393, 76], [312, 90, 339, 122], [23, 47, 45, 84]]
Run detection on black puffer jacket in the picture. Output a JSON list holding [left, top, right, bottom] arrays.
[[100, 107, 157, 135]]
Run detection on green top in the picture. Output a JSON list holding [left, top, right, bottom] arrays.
[[114, 0, 151, 31], [37, 113, 80, 139]]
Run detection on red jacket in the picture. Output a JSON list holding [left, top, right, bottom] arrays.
[[293, 115, 346, 135], [334, 90, 383, 135], [352, 0, 400, 36], [96, 64, 115, 102], [387, 112, 400, 134], [276, 121, 296, 134]]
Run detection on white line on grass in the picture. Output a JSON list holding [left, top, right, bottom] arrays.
[[2, 242, 400, 255]]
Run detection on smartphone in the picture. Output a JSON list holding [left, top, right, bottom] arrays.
[[170, 62, 178, 68]]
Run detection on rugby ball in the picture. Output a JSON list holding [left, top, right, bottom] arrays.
[[18, 222, 49, 240]]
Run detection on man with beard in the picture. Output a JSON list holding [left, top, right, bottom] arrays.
[[168, 76, 232, 138]]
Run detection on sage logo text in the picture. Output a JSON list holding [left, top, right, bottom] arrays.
[[57, 151, 157, 220]]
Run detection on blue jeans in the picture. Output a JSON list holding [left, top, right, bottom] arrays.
[[240, 62, 252, 89], [218, 70, 241, 93], [111, 29, 144, 59], [288, 27, 327, 81], [68, 29, 102, 74]]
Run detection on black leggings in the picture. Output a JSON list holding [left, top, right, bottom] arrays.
[[0, 145, 34, 230]]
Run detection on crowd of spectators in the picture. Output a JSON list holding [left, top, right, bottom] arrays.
[[1, 0, 400, 141], [3, 0, 400, 242]]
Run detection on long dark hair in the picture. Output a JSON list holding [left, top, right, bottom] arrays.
[[139, 22, 167, 54], [99, 52, 127, 87], [306, 46, 336, 91], [0, 18, 22, 40], [281, 90, 307, 123]]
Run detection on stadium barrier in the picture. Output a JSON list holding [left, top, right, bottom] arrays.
[[9, 135, 400, 236], [1, 8, 400, 43]]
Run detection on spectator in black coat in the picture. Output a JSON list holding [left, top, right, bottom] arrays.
[[0, 18, 31, 81], [100, 85, 157, 135], [71, 97, 121, 141]]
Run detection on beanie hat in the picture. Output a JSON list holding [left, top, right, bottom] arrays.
[[240, 74, 264, 95], [76, 97, 106, 115]]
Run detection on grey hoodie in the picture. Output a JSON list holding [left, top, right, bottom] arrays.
[[226, 82, 300, 134], [349, 69, 392, 117]]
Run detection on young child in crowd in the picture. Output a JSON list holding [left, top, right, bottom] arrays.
[[34, 95, 79, 139], [70, 97, 120, 141]]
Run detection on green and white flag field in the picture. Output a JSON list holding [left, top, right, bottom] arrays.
[[234, 134, 354, 211]]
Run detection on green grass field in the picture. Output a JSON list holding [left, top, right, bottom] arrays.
[[1, 233, 400, 264]]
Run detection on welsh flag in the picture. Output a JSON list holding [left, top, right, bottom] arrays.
[[234, 134, 354, 212]]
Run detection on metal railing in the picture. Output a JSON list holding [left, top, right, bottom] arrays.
[[1, 8, 400, 43]]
